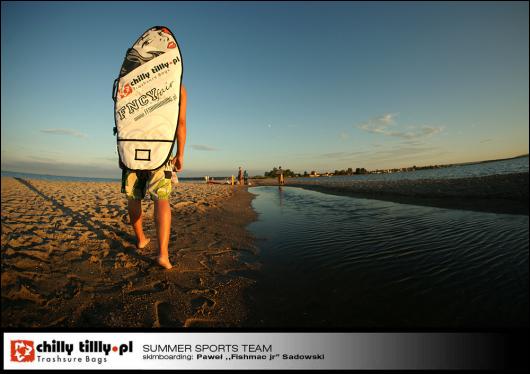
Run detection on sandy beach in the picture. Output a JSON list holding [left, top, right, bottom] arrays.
[[2, 172, 528, 328], [251, 172, 529, 215], [1, 177, 258, 328]]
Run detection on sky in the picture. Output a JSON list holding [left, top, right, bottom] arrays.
[[1, 1, 528, 178]]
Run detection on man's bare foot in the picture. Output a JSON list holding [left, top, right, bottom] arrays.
[[137, 238, 150, 249], [157, 256, 173, 270]]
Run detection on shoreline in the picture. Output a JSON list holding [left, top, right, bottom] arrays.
[[1, 177, 259, 327], [250, 172, 529, 215]]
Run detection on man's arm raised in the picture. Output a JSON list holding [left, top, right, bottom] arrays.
[[174, 84, 187, 171]]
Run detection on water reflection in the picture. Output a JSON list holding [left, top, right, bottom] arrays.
[[246, 186, 529, 328]]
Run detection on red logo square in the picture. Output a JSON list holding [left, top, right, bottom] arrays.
[[11, 340, 35, 362]]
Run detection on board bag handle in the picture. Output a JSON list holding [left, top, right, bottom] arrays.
[[112, 78, 119, 135], [112, 78, 119, 102]]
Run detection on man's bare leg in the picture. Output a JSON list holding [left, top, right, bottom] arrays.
[[128, 199, 150, 249], [154, 199, 172, 269]]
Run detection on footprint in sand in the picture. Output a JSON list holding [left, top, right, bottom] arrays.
[[127, 281, 167, 296], [183, 318, 223, 328], [153, 301, 174, 328], [190, 296, 215, 314], [190, 288, 219, 297]]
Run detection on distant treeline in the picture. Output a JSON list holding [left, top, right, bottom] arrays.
[[261, 167, 369, 178], [257, 154, 529, 178], [333, 168, 368, 175], [263, 167, 297, 178]]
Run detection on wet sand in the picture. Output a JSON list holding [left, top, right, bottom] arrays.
[[1, 177, 258, 328], [251, 172, 529, 215]]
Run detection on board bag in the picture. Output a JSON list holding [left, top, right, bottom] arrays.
[[112, 26, 183, 171]]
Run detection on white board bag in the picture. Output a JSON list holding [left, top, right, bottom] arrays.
[[112, 26, 183, 171]]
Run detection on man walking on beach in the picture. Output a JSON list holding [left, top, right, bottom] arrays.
[[121, 85, 187, 270]]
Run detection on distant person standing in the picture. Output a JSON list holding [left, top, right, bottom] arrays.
[[243, 170, 249, 185], [277, 166, 285, 186], [237, 166, 243, 185]]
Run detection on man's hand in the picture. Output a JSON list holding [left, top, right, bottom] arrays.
[[173, 154, 184, 172]]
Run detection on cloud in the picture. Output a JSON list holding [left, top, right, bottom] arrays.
[[368, 145, 436, 159], [40, 128, 88, 138], [357, 113, 398, 135], [327, 141, 442, 162], [339, 132, 349, 140], [378, 113, 398, 125], [93, 156, 118, 163], [399, 139, 424, 146], [321, 152, 350, 158], [357, 113, 443, 140], [360, 142, 449, 166], [480, 139, 492, 143], [191, 144, 219, 151], [321, 150, 369, 159], [319, 142, 441, 163], [28, 155, 57, 162]]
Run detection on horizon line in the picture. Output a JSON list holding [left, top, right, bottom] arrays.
[[1, 154, 528, 180]]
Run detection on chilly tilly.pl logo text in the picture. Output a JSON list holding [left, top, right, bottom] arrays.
[[10, 339, 133, 363]]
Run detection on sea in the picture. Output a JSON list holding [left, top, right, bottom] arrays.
[[245, 156, 529, 328]]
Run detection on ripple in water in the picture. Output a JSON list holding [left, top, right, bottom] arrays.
[[246, 186, 529, 328]]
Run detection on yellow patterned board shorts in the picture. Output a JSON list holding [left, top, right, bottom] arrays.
[[121, 158, 174, 201]]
